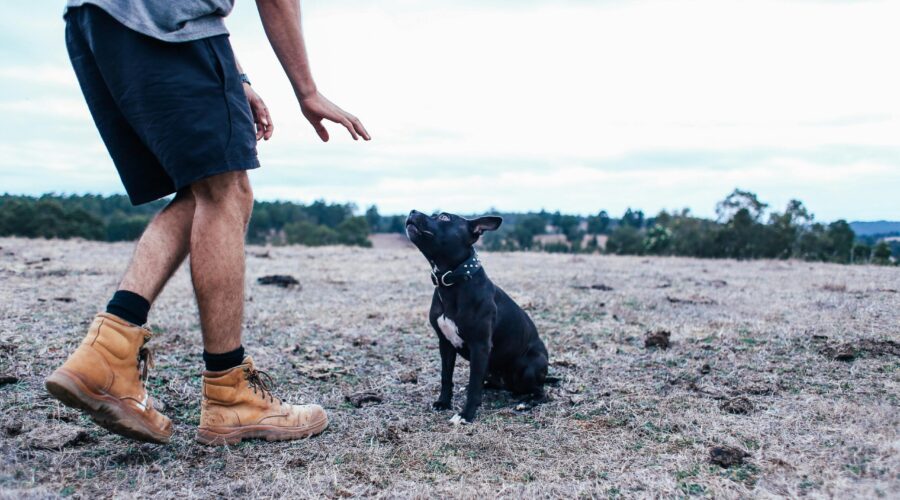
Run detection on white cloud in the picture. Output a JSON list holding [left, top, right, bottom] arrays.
[[1, 0, 898, 220]]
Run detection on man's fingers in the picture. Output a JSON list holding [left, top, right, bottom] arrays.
[[260, 106, 274, 140], [351, 117, 371, 141], [340, 119, 359, 140]]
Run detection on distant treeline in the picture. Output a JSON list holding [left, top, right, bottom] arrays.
[[0, 194, 371, 247], [0, 191, 896, 265], [478, 190, 897, 265]]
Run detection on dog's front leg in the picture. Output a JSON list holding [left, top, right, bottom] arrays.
[[433, 337, 456, 411], [456, 340, 490, 424]]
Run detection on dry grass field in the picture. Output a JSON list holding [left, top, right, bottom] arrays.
[[1, 236, 898, 498]]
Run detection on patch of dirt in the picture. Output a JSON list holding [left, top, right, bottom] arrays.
[[22, 424, 90, 450], [666, 295, 716, 305], [572, 283, 614, 291], [818, 339, 900, 361], [709, 446, 750, 468], [345, 391, 383, 408], [644, 330, 671, 349], [720, 396, 754, 415]]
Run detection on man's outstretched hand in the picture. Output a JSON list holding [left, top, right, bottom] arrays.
[[299, 92, 370, 142]]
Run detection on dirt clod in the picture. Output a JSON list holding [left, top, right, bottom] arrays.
[[699, 363, 711, 374], [644, 330, 671, 349], [345, 391, 383, 408], [833, 344, 856, 362], [573, 283, 614, 291], [256, 275, 300, 288], [398, 370, 418, 384], [666, 295, 716, 305], [23, 424, 89, 450], [720, 396, 754, 414], [709, 446, 750, 468], [818, 339, 900, 361], [53, 297, 75, 303]]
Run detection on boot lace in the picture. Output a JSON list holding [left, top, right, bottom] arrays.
[[138, 347, 154, 383], [244, 368, 281, 405]]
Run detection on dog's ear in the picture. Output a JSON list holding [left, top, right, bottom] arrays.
[[468, 216, 503, 238]]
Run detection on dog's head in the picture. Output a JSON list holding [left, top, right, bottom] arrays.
[[406, 210, 502, 267]]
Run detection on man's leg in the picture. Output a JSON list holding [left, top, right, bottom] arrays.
[[43, 192, 194, 445], [188, 170, 328, 446], [188, 171, 253, 356], [118, 189, 195, 304]]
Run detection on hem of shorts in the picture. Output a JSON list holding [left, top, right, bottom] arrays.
[[172, 155, 261, 192]]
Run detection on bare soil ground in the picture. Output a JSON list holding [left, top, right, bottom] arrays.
[[1, 237, 898, 498]]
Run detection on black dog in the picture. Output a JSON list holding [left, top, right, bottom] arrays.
[[406, 210, 550, 424]]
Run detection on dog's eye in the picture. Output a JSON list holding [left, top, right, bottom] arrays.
[[438, 214, 451, 222]]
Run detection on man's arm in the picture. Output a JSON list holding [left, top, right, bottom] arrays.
[[255, 0, 370, 142]]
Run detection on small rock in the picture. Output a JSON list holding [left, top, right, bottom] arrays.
[[23, 424, 89, 450], [257, 275, 300, 288], [720, 396, 754, 414], [398, 370, 418, 384], [0, 375, 19, 387], [250, 251, 271, 259], [709, 446, 750, 468], [644, 330, 671, 349], [699, 363, 711, 375], [53, 297, 75, 303], [345, 391, 382, 408]]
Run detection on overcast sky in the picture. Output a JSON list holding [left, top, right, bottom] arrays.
[[1, 0, 898, 220]]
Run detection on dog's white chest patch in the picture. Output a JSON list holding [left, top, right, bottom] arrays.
[[437, 315, 464, 349]]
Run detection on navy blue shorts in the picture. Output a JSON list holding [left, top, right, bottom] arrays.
[[65, 5, 259, 205]]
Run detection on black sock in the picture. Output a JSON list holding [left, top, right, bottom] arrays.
[[203, 346, 245, 372], [106, 290, 151, 326]]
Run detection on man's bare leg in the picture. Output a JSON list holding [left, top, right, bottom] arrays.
[[188, 171, 254, 355], [118, 189, 196, 302]]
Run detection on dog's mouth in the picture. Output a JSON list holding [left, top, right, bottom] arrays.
[[406, 222, 433, 239]]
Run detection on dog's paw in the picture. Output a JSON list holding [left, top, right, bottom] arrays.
[[449, 414, 470, 425], [515, 402, 530, 411], [432, 400, 452, 411]]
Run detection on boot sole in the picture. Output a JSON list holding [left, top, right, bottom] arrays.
[[195, 417, 329, 446], [45, 368, 171, 444]]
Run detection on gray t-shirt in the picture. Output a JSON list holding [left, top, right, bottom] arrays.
[[65, 0, 234, 42]]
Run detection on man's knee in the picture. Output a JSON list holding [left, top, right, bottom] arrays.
[[190, 171, 254, 222]]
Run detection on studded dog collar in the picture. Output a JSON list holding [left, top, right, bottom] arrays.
[[430, 251, 484, 287]]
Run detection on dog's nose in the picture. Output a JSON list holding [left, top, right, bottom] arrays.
[[407, 210, 420, 223]]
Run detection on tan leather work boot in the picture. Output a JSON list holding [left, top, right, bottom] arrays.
[[45, 313, 172, 444], [196, 356, 328, 445]]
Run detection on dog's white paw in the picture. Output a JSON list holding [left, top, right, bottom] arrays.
[[449, 414, 470, 425], [515, 403, 529, 411]]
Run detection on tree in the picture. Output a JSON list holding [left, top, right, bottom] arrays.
[[365, 205, 381, 232], [716, 189, 767, 223], [621, 208, 644, 229], [643, 225, 671, 255], [825, 220, 855, 263], [765, 200, 812, 259], [872, 241, 893, 265], [337, 216, 372, 247], [284, 220, 339, 246], [587, 210, 611, 234], [851, 244, 871, 264], [606, 225, 643, 255], [510, 215, 546, 249]]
